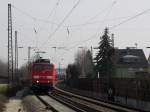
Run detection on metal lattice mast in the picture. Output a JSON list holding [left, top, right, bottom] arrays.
[[8, 4, 13, 84]]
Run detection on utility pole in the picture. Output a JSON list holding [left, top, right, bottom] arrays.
[[8, 3, 13, 84], [111, 34, 114, 47], [28, 46, 32, 67], [15, 31, 18, 82], [78, 47, 86, 78], [59, 62, 61, 75]]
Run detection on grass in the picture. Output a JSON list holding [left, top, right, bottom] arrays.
[[0, 84, 8, 111], [0, 84, 22, 111], [0, 84, 8, 94], [0, 94, 8, 112]]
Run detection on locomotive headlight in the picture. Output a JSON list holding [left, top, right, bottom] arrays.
[[36, 80, 39, 83], [34, 75, 39, 79], [46, 76, 52, 79]]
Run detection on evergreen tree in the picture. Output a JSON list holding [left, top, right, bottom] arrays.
[[94, 28, 114, 77]]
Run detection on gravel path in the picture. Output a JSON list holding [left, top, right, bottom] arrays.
[[4, 98, 26, 112], [3, 89, 27, 112]]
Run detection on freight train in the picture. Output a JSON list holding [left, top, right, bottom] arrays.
[[31, 58, 56, 92]]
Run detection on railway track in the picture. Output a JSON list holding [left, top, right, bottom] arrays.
[[49, 87, 140, 112], [32, 87, 142, 112], [50, 92, 94, 112], [34, 93, 76, 112], [35, 95, 59, 112]]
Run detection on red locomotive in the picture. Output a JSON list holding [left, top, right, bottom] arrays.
[[31, 58, 56, 91]]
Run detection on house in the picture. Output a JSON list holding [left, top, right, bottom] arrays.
[[147, 54, 150, 73], [113, 48, 149, 78]]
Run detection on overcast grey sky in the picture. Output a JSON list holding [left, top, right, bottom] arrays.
[[0, 0, 150, 68]]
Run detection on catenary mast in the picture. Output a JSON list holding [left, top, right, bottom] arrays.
[[8, 4, 14, 84]]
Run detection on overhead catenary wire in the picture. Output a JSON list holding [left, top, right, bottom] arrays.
[[11, 5, 59, 26], [68, 7, 150, 50], [31, 2, 115, 64], [11, 2, 128, 30], [13, 4, 129, 29], [38, 0, 61, 32], [47, 0, 61, 20], [40, 0, 81, 48], [57, 1, 117, 54], [62, 1, 118, 51], [65, 16, 130, 27], [55, 31, 99, 59], [12, 3, 150, 38], [11, 2, 150, 67], [48, 8, 150, 67], [77, 0, 117, 27], [102, 0, 117, 27], [12, 5, 36, 21], [12, 3, 60, 53], [110, 8, 150, 29], [53, 1, 118, 59], [56, 7, 150, 59], [57, 0, 118, 28]]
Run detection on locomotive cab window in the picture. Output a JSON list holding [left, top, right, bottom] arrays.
[[33, 64, 52, 71]]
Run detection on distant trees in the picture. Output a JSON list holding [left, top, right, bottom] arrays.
[[66, 28, 115, 88], [66, 64, 80, 87], [75, 48, 95, 78], [0, 60, 7, 77], [0, 59, 29, 85], [83, 50, 95, 78], [66, 48, 95, 87], [19, 64, 28, 79], [94, 28, 114, 77]]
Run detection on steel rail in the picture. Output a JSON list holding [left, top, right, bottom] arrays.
[[57, 87, 145, 112], [49, 94, 87, 112], [49, 92, 97, 112], [53, 86, 139, 112], [35, 94, 59, 112]]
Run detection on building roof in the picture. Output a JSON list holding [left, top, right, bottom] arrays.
[[148, 54, 150, 64], [113, 48, 148, 68]]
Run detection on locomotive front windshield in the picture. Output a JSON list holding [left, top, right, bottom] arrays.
[[33, 64, 52, 71]]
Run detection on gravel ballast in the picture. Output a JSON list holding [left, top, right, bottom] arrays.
[[22, 95, 47, 112]]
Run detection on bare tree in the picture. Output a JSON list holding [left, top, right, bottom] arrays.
[[74, 48, 95, 78], [84, 50, 95, 78]]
